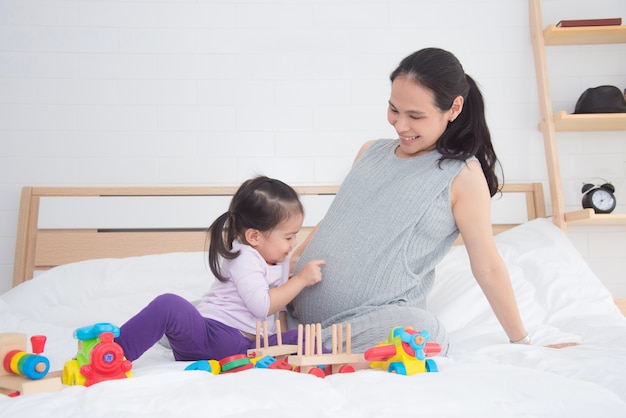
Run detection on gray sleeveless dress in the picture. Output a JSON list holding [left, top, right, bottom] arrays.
[[290, 139, 471, 353]]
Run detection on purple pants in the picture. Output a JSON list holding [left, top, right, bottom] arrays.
[[115, 293, 322, 362]]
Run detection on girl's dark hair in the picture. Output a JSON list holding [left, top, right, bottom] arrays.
[[208, 176, 303, 282], [390, 47, 501, 196]]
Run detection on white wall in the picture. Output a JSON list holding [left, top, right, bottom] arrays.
[[0, 0, 625, 295]]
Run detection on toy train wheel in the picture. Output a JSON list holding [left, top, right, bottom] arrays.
[[337, 365, 355, 374], [308, 367, 326, 378], [63, 359, 85, 386], [425, 359, 438, 373], [388, 361, 407, 375]]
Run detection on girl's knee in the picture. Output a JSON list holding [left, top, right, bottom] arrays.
[[153, 293, 181, 302], [147, 293, 195, 316], [151, 293, 188, 308]]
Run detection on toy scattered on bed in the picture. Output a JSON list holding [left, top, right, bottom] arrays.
[[185, 322, 441, 378], [185, 353, 291, 375], [0, 333, 63, 396], [186, 320, 361, 378], [63, 322, 132, 387], [286, 322, 361, 377], [364, 326, 441, 375]]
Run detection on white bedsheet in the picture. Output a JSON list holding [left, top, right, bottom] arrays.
[[1, 218, 626, 417]]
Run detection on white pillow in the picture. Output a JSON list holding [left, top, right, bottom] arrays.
[[1, 252, 212, 329], [429, 218, 622, 346]]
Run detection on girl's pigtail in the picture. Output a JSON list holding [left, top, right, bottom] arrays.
[[208, 211, 240, 282]]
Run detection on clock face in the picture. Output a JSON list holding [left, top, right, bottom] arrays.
[[591, 189, 615, 211]]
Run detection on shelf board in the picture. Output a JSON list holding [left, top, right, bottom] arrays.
[[552, 111, 626, 131], [565, 209, 626, 225], [543, 24, 626, 45]]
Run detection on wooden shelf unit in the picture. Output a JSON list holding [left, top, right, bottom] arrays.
[[529, 0, 626, 229], [543, 24, 626, 45], [552, 112, 626, 131], [564, 209, 626, 226]]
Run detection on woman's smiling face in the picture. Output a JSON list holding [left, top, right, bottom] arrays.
[[387, 75, 462, 158]]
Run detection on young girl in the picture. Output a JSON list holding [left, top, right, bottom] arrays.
[[115, 176, 325, 362]]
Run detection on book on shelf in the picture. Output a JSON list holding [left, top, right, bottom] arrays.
[[556, 18, 622, 27]]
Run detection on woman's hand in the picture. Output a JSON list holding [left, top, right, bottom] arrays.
[[545, 342, 579, 349]]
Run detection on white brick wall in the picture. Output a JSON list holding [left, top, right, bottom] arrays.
[[1, 0, 625, 295], [569, 225, 626, 297]]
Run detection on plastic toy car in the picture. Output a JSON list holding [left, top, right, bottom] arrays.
[[364, 326, 441, 375]]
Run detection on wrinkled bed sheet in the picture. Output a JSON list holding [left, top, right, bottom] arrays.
[[1, 218, 625, 417]]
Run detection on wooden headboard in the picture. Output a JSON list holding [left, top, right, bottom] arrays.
[[12, 182, 546, 287]]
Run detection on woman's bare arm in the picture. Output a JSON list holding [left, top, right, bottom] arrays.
[[452, 161, 528, 342]]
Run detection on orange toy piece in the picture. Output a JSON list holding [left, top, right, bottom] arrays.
[[79, 331, 132, 387]]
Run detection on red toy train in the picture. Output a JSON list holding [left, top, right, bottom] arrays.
[[63, 322, 132, 387]]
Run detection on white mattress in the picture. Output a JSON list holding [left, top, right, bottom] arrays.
[[1, 218, 626, 417]]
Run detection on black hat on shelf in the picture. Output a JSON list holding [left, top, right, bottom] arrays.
[[573, 85, 626, 114]]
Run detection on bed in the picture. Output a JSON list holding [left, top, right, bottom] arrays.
[[2, 183, 626, 417]]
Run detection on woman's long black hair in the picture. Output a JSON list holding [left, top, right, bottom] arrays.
[[390, 47, 502, 196]]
